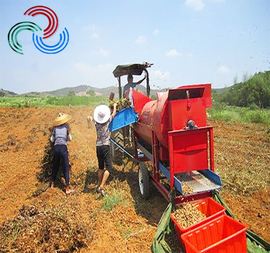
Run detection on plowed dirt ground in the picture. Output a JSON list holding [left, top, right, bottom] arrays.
[[0, 107, 269, 252]]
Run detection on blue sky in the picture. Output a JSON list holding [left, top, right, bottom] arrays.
[[0, 0, 269, 93]]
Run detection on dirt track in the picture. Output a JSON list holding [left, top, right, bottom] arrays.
[[0, 107, 269, 252]]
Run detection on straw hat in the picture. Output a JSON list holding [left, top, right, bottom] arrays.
[[54, 113, 72, 126], [93, 105, 111, 124]]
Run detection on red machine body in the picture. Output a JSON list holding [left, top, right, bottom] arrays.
[[133, 84, 213, 173], [111, 64, 247, 252]]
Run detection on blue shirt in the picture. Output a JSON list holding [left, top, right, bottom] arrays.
[[52, 124, 70, 146]]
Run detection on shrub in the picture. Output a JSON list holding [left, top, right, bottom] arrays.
[[0, 96, 107, 107], [102, 190, 124, 211], [244, 110, 268, 124], [209, 105, 270, 126]]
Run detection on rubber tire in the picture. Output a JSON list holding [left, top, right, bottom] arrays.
[[138, 163, 150, 199], [110, 142, 115, 161]]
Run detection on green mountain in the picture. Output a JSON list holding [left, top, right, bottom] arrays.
[[0, 88, 17, 96], [216, 71, 270, 108], [22, 84, 162, 98], [31, 85, 95, 96]]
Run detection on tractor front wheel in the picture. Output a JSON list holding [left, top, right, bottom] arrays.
[[138, 162, 150, 199]]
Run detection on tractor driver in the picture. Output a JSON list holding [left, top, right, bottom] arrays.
[[123, 74, 146, 103]]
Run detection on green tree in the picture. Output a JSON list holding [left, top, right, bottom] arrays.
[[86, 89, 95, 96], [68, 91, 76, 96], [221, 71, 270, 108]]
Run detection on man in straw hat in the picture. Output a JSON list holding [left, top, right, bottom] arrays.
[[50, 113, 74, 194], [91, 103, 117, 196]]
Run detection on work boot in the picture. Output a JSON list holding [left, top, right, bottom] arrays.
[[96, 187, 106, 197], [65, 186, 75, 195]]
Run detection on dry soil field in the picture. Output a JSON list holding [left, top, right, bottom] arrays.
[[0, 107, 269, 252]]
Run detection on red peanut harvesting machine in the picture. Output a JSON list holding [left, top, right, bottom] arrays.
[[110, 63, 247, 253], [132, 83, 221, 203]]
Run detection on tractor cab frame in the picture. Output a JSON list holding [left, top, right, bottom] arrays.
[[112, 62, 153, 99]]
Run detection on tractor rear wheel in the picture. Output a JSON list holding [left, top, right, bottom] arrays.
[[138, 162, 150, 199], [110, 142, 115, 161]]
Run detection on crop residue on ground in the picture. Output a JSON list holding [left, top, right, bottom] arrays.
[[0, 107, 269, 252]]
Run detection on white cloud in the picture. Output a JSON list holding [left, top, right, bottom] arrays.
[[74, 62, 113, 74], [185, 0, 205, 11], [185, 0, 225, 11], [97, 48, 109, 57], [74, 62, 88, 73], [135, 35, 147, 44], [153, 29, 160, 36], [217, 65, 230, 74], [82, 24, 100, 39], [151, 70, 170, 81], [73, 62, 114, 87], [165, 49, 181, 57], [91, 32, 99, 39], [210, 0, 225, 2]]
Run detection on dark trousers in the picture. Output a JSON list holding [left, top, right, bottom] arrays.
[[52, 144, 70, 186], [96, 145, 112, 171]]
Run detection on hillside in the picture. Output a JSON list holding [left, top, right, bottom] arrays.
[[0, 88, 17, 97], [217, 71, 270, 108], [21, 84, 162, 98], [32, 85, 97, 97]]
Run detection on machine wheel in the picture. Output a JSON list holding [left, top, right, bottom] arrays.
[[110, 142, 115, 161], [138, 163, 150, 199]]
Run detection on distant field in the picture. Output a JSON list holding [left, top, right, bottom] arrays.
[[1, 96, 269, 126], [209, 104, 270, 126], [0, 95, 107, 107]]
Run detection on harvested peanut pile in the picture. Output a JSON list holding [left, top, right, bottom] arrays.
[[182, 182, 193, 194], [173, 203, 206, 228], [0, 204, 91, 252], [109, 98, 131, 112]]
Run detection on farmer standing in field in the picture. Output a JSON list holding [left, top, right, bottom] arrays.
[[122, 74, 146, 141], [90, 103, 117, 196], [50, 113, 74, 194], [123, 73, 146, 103]]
